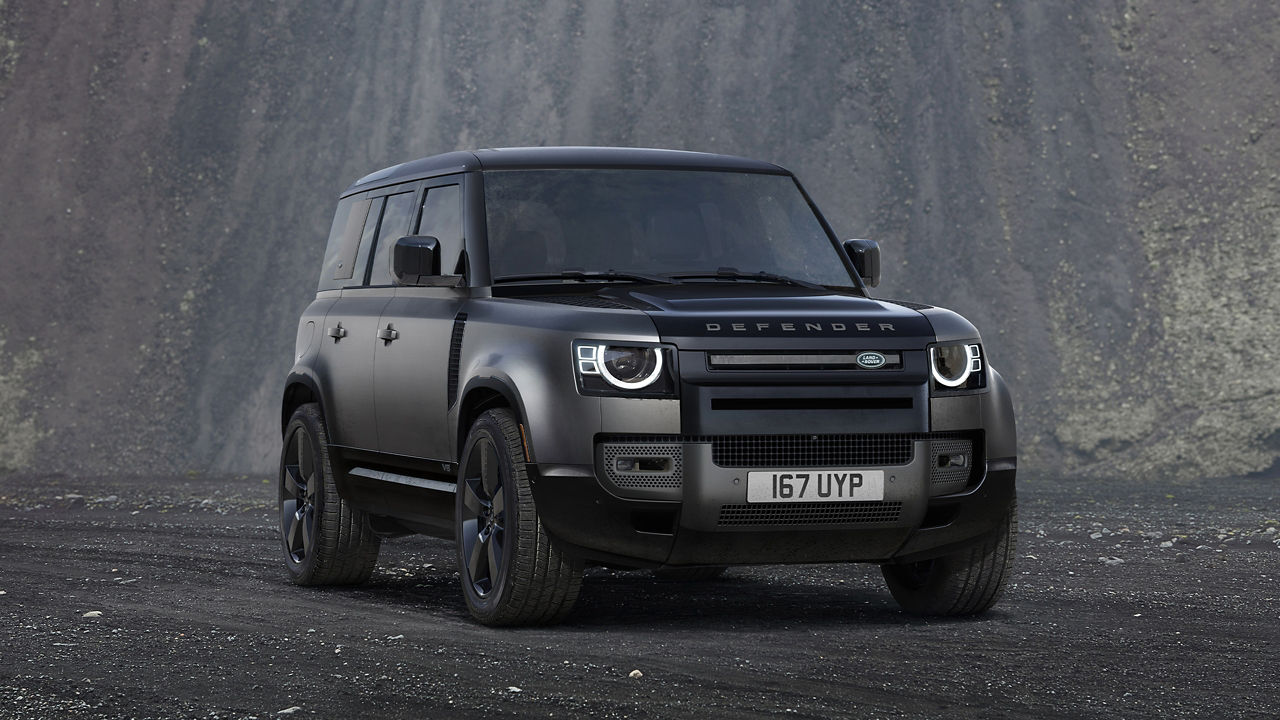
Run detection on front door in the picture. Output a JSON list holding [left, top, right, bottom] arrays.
[[374, 181, 467, 462]]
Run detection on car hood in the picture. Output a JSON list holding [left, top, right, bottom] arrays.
[[610, 284, 937, 350]]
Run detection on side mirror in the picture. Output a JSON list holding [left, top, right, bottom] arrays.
[[392, 235, 440, 286], [843, 238, 880, 289]]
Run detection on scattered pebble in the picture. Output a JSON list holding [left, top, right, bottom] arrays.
[[1099, 556, 1125, 567], [1159, 541, 1174, 548], [1089, 532, 1103, 540], [277, 707, 302, 716], [1175, 553, 1189, 563], [0, 590, 7, 595], [387, 634, 405, 641], [629, 669, 644, 679], [82, 611, 102, 618], [507, 686, 522, 693]]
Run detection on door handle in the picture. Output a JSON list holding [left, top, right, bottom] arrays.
[[327, 324, 347, 341], [378, 325, 399, 344]]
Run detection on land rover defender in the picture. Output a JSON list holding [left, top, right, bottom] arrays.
[[279, 147, 1017, 625]]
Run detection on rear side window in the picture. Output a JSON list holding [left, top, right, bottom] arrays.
[[417, 184, 463, 274], [367, 191, 417, 286], [317, 197, 370, 291]]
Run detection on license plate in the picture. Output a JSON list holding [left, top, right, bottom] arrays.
[[746, 470, 884, 503]]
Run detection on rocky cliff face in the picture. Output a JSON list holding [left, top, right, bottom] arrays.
[[0, 1, 1276, 480]]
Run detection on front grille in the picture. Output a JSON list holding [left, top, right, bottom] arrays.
[[600, 443, 683, 490], [711, 434, 914, 468], [717, 501, 903, 526], [596, 432, 980, 472]]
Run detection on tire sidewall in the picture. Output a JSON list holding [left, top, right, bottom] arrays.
[[455, 411, 520, 622]]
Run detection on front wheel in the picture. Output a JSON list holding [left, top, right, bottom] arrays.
[[455, 408, 583, 626], [881, 497, 1017, 616]]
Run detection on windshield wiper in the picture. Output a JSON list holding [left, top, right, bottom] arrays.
[[493, 269, 676, 285], [668, 268, 823, 290]]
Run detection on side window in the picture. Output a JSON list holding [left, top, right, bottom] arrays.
[[331, 199, 372, 281], [317, 197, 366, 291], [348, 196, 385, 287], [417, 184, 463, 275], [367, 191, 417, 286]]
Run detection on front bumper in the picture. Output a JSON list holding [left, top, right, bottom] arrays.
[[530, 433, 1014, 567]]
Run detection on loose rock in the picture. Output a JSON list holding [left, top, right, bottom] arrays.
[[82, 611, 102, 618], [629, 669, 644, 679]]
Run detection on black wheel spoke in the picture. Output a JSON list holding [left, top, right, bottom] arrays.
[[285, 503, 304, 554], [282, 499, 299, 549], [283, 465, 303, 500], [491, 490, 505, 518], [480, 440, 501, 498], [468, 527, 489, 582], [461, 476, 488, 516], [297, 428, 313, 480], [487, 530, 502, 581]]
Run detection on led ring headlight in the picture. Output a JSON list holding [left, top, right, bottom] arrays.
[[930, 343, 982, 388], [576, 344, 665, 390]]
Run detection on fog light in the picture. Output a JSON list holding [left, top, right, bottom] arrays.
[[938, 453, 968, 468], [615, 456, 672, 473]]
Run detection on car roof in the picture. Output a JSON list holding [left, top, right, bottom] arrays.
[[343, 146, 789, 196]]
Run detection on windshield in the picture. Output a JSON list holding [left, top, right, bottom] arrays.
[[483, 169, 854, 286]]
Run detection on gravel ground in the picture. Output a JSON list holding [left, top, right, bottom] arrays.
[[0, 472, 1277, 719]]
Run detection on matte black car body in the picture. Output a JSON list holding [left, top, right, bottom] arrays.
[[281, 147, 1016, 618]]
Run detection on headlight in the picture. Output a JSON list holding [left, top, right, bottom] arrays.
[[930, 343, 984, 390], [574, 342, 675, 395]]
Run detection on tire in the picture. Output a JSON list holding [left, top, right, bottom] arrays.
[[278, 403, 380, 585], [456, 408, 584, 626], [881, 497, 1017, 616], [651, 566, 728, 582]]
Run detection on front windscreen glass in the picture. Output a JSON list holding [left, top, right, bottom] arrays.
[[483, 169, 854, 286]]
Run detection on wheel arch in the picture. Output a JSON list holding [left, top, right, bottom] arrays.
[[282, 370, 327, 436], [455, 378, 530, 462]]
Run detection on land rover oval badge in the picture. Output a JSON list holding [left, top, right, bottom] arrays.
[[856, 351, 887, 369]]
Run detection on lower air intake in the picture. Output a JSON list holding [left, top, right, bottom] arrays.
[[717, 501, 903, 527]]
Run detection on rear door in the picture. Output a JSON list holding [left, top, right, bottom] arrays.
[[316, 185, 419, 450], [374, 177, 468, 462]]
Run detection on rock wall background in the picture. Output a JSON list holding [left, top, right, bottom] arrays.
[[0, 1, 1276, 480]]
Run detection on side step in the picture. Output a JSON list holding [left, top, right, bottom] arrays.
[[349, 466, 457, 494]]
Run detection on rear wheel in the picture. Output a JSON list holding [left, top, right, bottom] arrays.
[[278, 403, 380, 585], [456, 408, 583, 626], [881, 497, 1017, 616]]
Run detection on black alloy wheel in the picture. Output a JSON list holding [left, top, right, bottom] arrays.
[[277, 403, 380, 586], [455, 408, 583, 625], [881, 497, 1017, 616], [459, 436, 506, 598], [281, 424, 318, 565]]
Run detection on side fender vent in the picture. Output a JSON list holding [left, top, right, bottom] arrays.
[[447, 312, 468, 407]]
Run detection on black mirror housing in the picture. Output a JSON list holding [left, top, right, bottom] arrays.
[[392, 235, 441, 286], [843, 238, 881, 289]]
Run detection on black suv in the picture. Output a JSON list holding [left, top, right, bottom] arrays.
[[279, 147, 1017, 625]]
